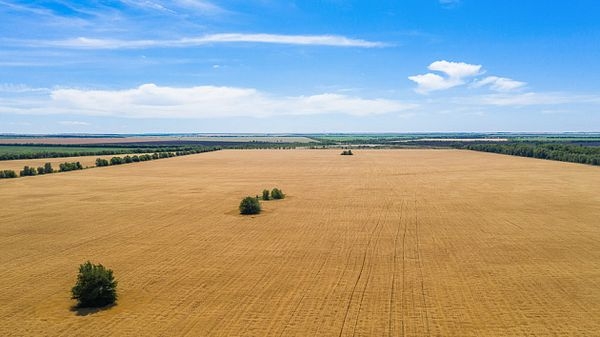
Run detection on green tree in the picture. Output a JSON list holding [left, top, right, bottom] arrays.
[[110, 157, 124, 165], [262, 189, 270, 200], [271, 188, 285, 199], [239, 196, 261, 215], [44, 162, 54, 173], [96, 158, 109, 167], [0, 170, 17, 178], [71, 261, 118, 308]]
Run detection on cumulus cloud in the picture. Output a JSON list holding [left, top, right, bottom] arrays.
[[409, 60, 528, 95], [18, 33, 386, 49], [2, 83, 416, 118], [472, 76, 526, 92], [408, 60, 482, 94]]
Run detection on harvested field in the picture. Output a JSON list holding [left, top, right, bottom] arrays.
[[0, 154, 150, 172], [0, 149, 599, 336]]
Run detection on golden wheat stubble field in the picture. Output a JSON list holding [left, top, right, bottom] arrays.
[[1, 149, 599, 336]]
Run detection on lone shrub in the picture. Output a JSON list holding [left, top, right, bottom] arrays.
[[239, 196, 261, 215], [341, 150, 353, 155], [71, 261, 118, 308], [271, 188, 285, 200], [262, 189, 270, 200]]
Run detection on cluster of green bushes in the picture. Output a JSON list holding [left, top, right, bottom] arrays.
[[20, 163, 55, 176], [340, 149, 354, 155], [16, 162, 81, 177], [0, 170, 18, 178], [462, 143, 600, 166], [19, 166, 38, 176], [59, 162, 84, 172], [240, 188, 285, 215]]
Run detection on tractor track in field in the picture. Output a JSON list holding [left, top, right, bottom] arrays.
[[388, 199, 405, 337], [414, 194, 431, 337], [338, 194, 392, 337]]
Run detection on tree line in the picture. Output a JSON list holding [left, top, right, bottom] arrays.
[[95, 147, 220, 168], [1, 147, 220, 179], [460, 143, 600, 166], [18, 162, 83, 177], [0, 146, 217, 161]]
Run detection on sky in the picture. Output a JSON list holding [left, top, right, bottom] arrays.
[[1, 0, 599, 134]]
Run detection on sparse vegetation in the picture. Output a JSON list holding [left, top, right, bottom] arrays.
[[239, 196, 261, 215], [71, 261, 118, 308], [271, 188, 285, 200], [341, 149, 353, 155]]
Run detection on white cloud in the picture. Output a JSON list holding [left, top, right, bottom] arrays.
[[408, 60, 482, 94], [472, 76, 526, 92], [2, 83, 416, 118], [408, 73, 461, 93], [18, 33, 386, 49], [439, 0, 460, 4], [471, 92, 575, 106], [58, 121, 90, 126], [429, 60, 482, 78]]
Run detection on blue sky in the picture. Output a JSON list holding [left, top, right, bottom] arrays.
[[1, 0, 599, 133]]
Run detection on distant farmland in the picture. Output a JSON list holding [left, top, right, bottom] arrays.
[[1, 149, 599, 336], [0, 135, 316, 145]]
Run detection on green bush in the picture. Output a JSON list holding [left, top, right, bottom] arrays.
[[96, 158, 109, 167], [20, 166, 37, 176], [60, 162, 83, 172], [44, 162, 54, 173], [71, 261, 118, 308], [239, 196, 261, 215], [262, 189, 270, 200], [271, 188, 285, 199], [0, 170, 17, 178], [110, 157, 124, 165]]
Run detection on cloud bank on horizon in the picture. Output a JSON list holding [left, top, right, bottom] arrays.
[[1, 0, 599, 132]]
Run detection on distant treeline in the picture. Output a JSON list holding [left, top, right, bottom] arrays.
[[0, 147, 220, 179], [460, 143, 600, 166], [0, 146, 216, 161], [96, 147, 219, 168]]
